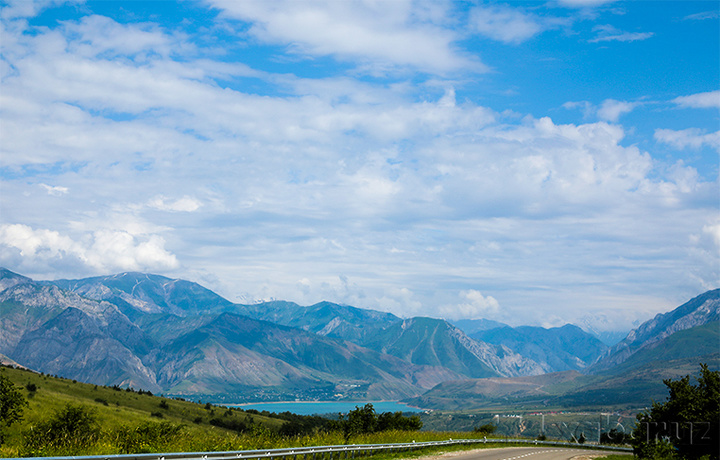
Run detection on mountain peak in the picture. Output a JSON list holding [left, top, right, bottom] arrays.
[[590, 289, 720, 372], [0, 267, 33, 293]]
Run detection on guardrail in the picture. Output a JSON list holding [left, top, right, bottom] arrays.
[[25, 437, 633, 460]]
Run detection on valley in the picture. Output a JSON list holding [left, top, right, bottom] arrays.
[[0, 268, 718, 412]]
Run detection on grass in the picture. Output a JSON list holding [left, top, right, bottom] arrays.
[[0, 366, 635, 459], [0, 366, 496, 458]]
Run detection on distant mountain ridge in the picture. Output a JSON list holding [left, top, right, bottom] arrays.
[[407, 291, 720, 410], [590, 289, 720, 372], [1, 267, 717, 409], [471, 324, 608, 372]]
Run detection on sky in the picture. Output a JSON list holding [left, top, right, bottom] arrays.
[[0, 0, 718, 333]]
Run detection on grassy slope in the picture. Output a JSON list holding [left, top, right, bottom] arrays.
[[0, 365, 283, 457], [0, 366, 503, 458]]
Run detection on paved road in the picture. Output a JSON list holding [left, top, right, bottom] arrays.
[[432, 447, 631, 460]]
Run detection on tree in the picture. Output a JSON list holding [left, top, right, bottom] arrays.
[[600, 428, 631, 445], [0, 374, 28, 445], [473, 423, 496, 435], [329, 404, 422, 443], [632, 364, 719, 460]]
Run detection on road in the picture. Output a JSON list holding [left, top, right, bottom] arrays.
[[424, 447, 631, 460]]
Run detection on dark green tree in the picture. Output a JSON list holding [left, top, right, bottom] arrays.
[[0, 374, 28, 445], [600, 428, 632, 445], [376, 411, 422, 431], [473, 423, 497, 435], [632, 364, 719, 460], [329, 404, 421, 442]]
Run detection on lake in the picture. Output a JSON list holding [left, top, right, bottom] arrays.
[[229, 401, 424, 416]]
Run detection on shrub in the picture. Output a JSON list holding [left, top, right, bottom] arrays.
[[113, 421, 184, 454], [23, 404, 100, 455]]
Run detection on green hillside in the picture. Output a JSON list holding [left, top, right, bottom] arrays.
[[0, 365, 285, 457]]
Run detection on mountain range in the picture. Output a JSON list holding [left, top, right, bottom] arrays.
[[0, 268, 717, 408]]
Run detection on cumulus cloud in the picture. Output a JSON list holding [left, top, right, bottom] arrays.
[[672, 90, 720, 110], [469, 5, 546, 44], [0, 0, 80, 20], [439, 290, 500, 320], [207, 0, 483, 74], [596, 99, 639, 122], [655, 128, 720, 151], [0, 1, 716, 330], [0, 224, 178, 275]]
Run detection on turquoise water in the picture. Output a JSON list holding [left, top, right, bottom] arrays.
[[229, 401, 423, 416]]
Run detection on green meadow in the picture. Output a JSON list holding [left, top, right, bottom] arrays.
[[0, 365, 507, 458]]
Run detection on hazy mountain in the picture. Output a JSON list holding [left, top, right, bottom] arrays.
[[5, 267, 716, 409], [12, 307, 161, 392], [471, 324, 608, 373], [0, 269, 463, 400], [150, 311, 462, 399], [407, 315, 720, 410], [235, 300, 401, 344], [590, 289, 720, 372], [236, 299, 543, 379], [48, 272, 235, 320], [362, 317, 545, 378], [451, 318, 509, 335]]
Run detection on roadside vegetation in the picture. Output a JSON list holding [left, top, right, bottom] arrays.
[[0, 366, 467, 458], [1, 364, 716, 459]]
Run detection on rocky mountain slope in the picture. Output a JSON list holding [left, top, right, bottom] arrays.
[[590, 289, 720, 372], [2, 268, 716, 408], [0, 269, 465, 400], [407, 293, 719, 410], [471, 324, 608, 373]]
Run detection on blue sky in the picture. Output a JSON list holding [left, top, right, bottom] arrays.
[[1, 0, 718, 333]]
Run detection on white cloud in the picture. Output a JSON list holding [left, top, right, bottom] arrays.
[[655, 128, 720, 151], [684, 10, 720, 21], [672, 90, 720, 110], [469, 5, 545, 44], [564, 99, 639, 122], [596, 99, 638, 122], [207, 0, 484, 74], [0, 2, 716, 330], [0, 224, 178, 276], [0, 0, 81, 20], [439, 290, 500, 320], [40, 184, 69, 196], [557, 0, 617, 7], [590, 25, 653, 43], [147, 196, 202, 212]]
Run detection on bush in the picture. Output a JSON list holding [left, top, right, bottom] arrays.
[[113, 421, 184, 454], [209, 417, 248, 433], [23, 404, 100, 455]]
